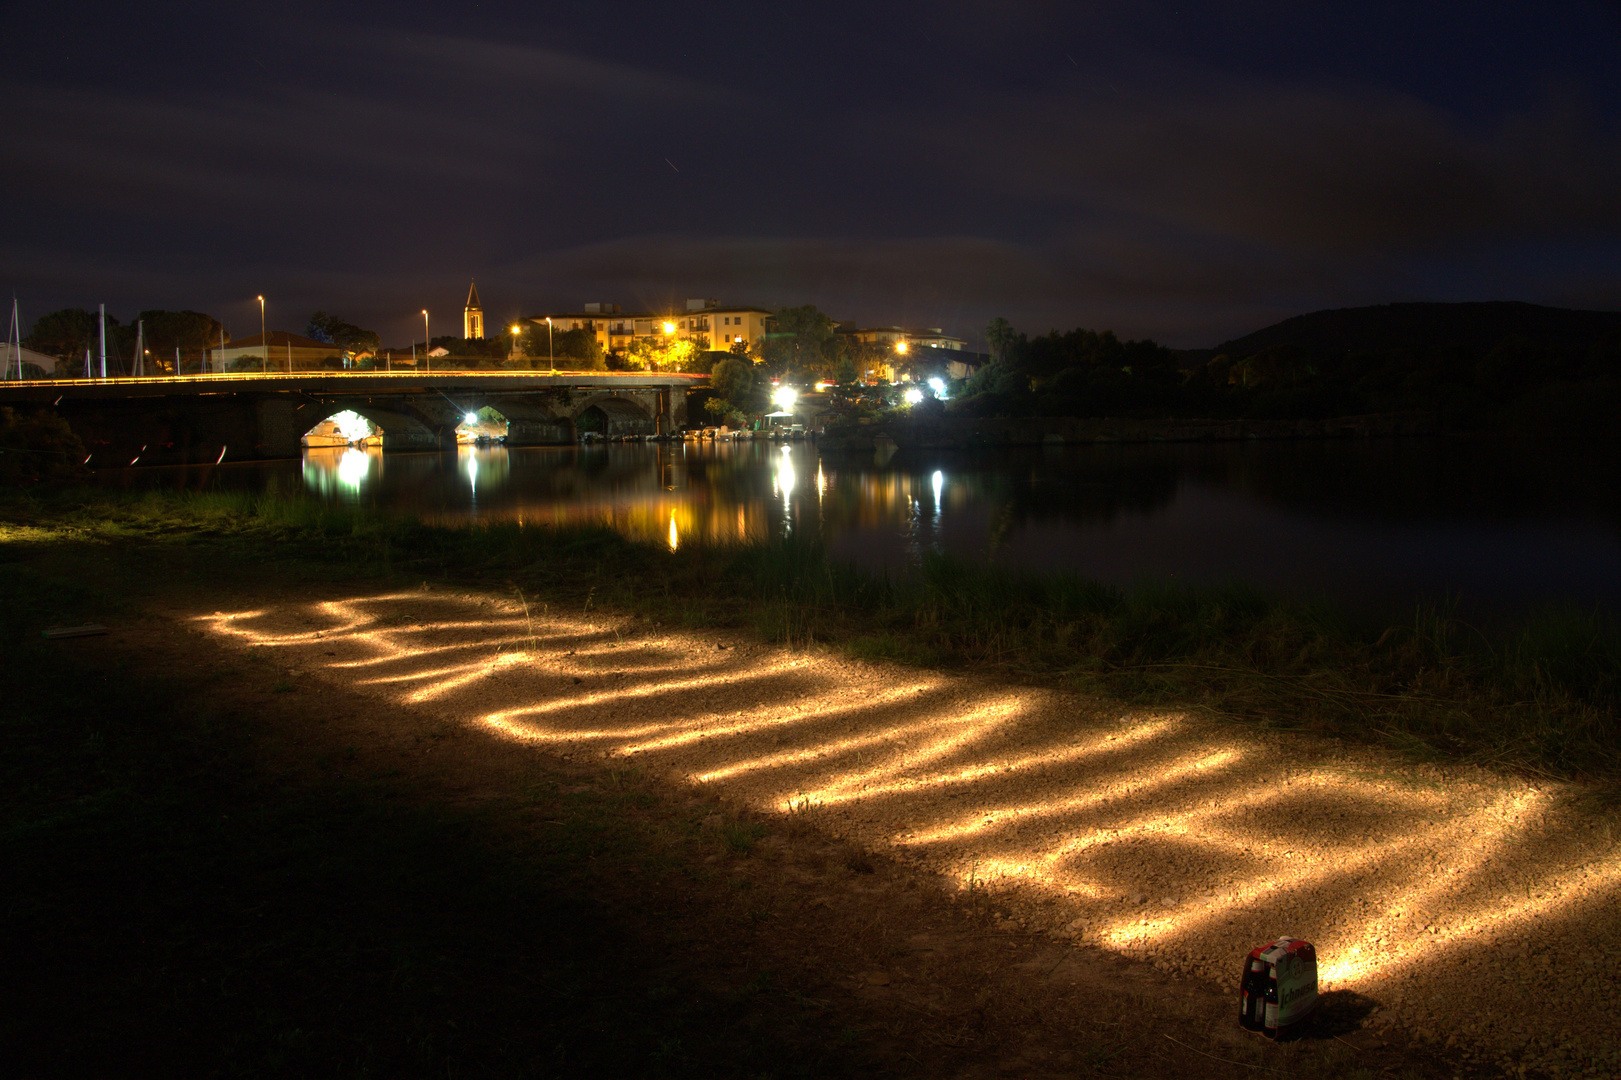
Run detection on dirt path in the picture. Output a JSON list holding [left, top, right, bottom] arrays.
[[159, 577, 1621, 1077]]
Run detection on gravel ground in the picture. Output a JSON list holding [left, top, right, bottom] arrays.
[[192, 583, 1621, 1079]]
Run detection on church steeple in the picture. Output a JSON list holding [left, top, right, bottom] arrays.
[[464, 280, 484, 339]]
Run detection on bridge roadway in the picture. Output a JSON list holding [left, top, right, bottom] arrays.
[[0, 370, 707, 465]]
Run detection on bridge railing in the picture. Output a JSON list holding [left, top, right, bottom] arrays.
[[0, 370, 709, 390]]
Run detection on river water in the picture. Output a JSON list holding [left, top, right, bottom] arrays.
[[108, 437, 1620, 624]]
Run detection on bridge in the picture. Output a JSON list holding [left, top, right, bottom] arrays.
[[0, 370, 708, 465]]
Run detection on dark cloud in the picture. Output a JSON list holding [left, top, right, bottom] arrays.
[[1, 1, 1617, 348]]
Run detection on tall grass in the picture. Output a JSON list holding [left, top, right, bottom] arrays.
[[5, 486, 1617, 781]]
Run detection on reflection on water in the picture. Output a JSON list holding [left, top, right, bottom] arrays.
[[125, 438, 1621, 619]]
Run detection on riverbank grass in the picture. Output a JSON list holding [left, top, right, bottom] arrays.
[[4, 485, 1617, 782]]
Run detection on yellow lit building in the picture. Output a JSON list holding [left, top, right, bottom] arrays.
[[529, 299, 773, 355]]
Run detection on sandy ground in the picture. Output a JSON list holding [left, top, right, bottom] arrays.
[[165, 580, 1621, 1078]]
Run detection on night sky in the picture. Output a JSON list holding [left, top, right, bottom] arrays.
[[4, 1, 1619, 349]]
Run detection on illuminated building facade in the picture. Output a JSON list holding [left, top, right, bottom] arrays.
[[529, 299, 773, 356]]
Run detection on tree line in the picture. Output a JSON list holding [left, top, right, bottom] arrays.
[[953, 313, 1621, 432], [24, 308, 227, 376]]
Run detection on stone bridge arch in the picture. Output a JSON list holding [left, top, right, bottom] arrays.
[[572, 392, 657, 438], [289, 400, 445, 451]]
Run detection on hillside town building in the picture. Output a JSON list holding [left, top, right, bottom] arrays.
[[209, 331, 342, 370], [846, 325, 967, 351], [530, 299, 773, 355]]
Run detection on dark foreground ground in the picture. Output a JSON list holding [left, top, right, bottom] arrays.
[[2, 544, 1475, 1079]]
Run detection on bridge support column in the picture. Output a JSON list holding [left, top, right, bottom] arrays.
[[664, 389, 688, 434]]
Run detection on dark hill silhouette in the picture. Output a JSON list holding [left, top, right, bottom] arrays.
[[1213, 301, 1621, 360]]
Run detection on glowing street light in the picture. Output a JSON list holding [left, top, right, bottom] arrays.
[[903, 387, 924, 405], [422, 309, 430, 373], [928, 376, 947, 399], [463, 411, 479, 426], [545, 316, 554, 370], [257, 295, 266, 373], [895, 339, 909, 354], [773, 385, 797, 410], [662, 321, 676, 335]]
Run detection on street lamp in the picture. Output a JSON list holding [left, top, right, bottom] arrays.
[[509, 323, 522, 363], [545, 316, 554, 371], [257, 295, 266, 373], [422, 310, 429, 373]]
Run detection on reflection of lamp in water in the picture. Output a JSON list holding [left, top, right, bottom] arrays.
[[337, 448, 368, 492], [465, 452, 478, 492], [932, 469, 943, 509], [775, 443, 797, 497], [668, 512, 679, 552]]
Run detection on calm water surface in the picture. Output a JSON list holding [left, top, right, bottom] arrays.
[[113, 438, 1621, 622]]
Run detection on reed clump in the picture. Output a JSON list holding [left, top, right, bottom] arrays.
[[5, 487, 1616, 781]]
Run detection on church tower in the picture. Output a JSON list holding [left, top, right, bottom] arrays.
[[463, 281, 484, 339]]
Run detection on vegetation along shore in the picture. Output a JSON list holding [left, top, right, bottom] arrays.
[[4, 485, 1616, 787]]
